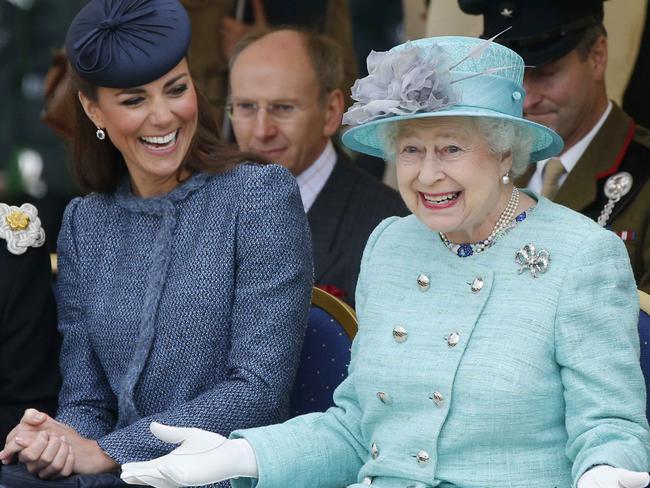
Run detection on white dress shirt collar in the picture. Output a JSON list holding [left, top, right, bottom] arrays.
[[528, 101, 612, 194], [295, 140, 337, 212]]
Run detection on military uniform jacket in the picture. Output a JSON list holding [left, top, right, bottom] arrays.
[[516, 104, 650, 293], [232, 195, 650, 488], [0, 233, 60, 441]]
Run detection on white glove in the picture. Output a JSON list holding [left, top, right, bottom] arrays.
[[578, 465, 650, 488], [120, 422, 259, 488]]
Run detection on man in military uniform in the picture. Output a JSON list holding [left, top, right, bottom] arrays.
[[0, 203, 60, 443], [460, 0, 650, 293]]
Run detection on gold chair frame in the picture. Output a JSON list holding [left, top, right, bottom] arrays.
[[311, 287, 358, 340]]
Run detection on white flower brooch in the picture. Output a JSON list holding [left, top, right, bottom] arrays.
[[0, 203, 46, 255]]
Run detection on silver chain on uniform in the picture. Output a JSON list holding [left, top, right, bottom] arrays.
[[597, 172, 633, 227]]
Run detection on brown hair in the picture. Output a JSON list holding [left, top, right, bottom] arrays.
[[69, 69, 259, 194], [575, 23, 607, 61], [229, 27, 344, 101]]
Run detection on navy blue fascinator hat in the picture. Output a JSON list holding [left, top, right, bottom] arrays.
[[65, 0, 191, 88]]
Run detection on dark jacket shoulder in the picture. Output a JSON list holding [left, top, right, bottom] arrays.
[[307, 150, 408, 305], [0, 232, 60, 442]]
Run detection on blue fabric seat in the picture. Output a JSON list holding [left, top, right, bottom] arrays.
[[289, 287, 358, 417], [639, 290, 650, 422]]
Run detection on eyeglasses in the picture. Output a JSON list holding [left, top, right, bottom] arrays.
[[225, 100, 311, 122]]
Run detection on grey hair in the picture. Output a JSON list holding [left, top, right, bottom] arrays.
[[379, 117, 533, 176]]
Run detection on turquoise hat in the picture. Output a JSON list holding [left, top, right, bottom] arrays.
[[341, 36, 563, 162]]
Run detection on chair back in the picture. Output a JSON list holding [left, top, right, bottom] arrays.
[[289, 287, 358, 416], [639, 290, 650, 421]]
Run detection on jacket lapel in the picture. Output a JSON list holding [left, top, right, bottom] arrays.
[[307, 153, 358, 282], [555, 104, 633, 211]]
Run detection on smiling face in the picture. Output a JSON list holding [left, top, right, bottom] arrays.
[[229, 30, 342, 176], [395, 117, 513, 243], [79, 58, 198, 197]]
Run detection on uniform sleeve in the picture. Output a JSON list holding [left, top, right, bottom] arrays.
[[97, 165, 314, 463], [0, 242, 60, 441], [229, 217, 400, 488], [555, 229, 650, 484], [56, 198, 118, 439]]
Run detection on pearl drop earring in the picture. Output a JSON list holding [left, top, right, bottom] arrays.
[[501, 172, 510, 185]]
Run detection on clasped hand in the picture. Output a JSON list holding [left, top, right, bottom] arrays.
[[121, 422, 258, 488], [0, 408, 117, 478]]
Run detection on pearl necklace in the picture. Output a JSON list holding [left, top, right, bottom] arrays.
[[440, 187, 520, 257]]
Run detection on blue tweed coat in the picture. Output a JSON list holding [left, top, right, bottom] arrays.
[[55, 163, 313, 464], [232, 194, 650, 488]]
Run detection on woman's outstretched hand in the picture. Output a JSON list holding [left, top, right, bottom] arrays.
[[121, 422, 258, 488], [578, 465, 650, 488]]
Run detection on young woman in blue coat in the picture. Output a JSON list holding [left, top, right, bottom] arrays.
[[120, 36, 650, 488], [0, 0, 313, 480]]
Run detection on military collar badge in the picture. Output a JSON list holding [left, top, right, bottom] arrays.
[[0, 203, 45, 255]]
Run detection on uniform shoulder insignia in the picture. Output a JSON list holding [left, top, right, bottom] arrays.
[[0, 203, 46, 255], [633, 125, 650, 150]]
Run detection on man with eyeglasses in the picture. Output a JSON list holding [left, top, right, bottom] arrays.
[[228, 28, 408, 306]]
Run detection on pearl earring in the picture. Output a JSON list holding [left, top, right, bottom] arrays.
[[96, 128, 106, 141], [501, 172, 510, 185]]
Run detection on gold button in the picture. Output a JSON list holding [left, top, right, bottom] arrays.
[[5, 210, 30, 231], [392, 326, 408, 343]]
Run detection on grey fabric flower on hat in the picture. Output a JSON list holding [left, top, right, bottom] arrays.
[[343, 42, 459, 125]]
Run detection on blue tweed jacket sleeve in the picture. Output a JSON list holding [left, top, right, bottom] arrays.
[[56, 164, 313, 464], [56, 199, 116, 440]]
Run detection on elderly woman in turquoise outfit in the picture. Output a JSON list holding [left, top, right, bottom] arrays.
[[121, 36, 650, 488], [0, 0, 312, 482]]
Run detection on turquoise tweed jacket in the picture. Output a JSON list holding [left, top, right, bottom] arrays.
[[232, 194, 650, 488], [55, 163, 313, 466]]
